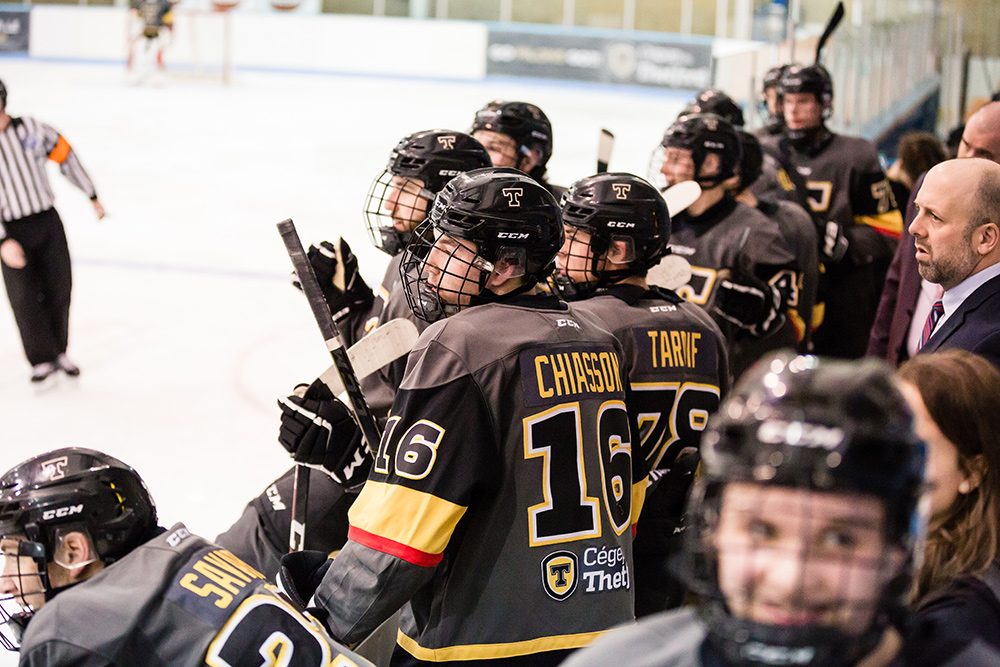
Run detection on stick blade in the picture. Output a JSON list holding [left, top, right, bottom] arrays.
[[318, 318, 420, 397], [597, 128, 614, 173], [662, 180, 702, 217], [648, 254, 693, 291]]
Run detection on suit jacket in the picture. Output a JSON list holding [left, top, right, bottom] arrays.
[[867, 173, 925, 366], [918, 272, 1000, 370]]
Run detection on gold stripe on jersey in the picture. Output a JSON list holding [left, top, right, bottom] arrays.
[[348, 480, 467, 561], [396, 627, 607, 662], [631, 476, 648, 527], [856, 210, 903, 239], [531, 350, 623, 400]]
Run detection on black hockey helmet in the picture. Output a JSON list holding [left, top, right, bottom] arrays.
[[558, 173, 670, 296], [780, 63, 834, 113], [399, 167, 562, 322], [0, 448, 158, 649], [471, 100, 553, 179], [0, 79, 7, 111], [682, 89, 746, 128], [661, 113, 742, 189], [685, 352, 926, 667], [762, 65, 787, 93], [735, 129, 764, 191], [365, 129, 492, 256]]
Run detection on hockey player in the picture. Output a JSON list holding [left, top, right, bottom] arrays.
[[0, 447, 372, 666], [127, 0, 174, 83], [280, 167, 639, 665], [759, 64, 903, 359], [216, 130, 491, 575], [681, 88, 745, 128], [756, 64, 789, 137], [470, 100, 564, 196], [733, 129, 819, 351], [657, 112, 800, 379], [561, 353, 1000, 667], [555, 172, 729, 615]]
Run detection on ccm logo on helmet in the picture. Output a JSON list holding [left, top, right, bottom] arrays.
[[497, 232, 530, 239], [41, 504, 84, 521], [756, 420, 844, 450], [438, 169, 461, 177], [437, 135, 456, 150], [607, 221, 635, 228], [612, 184, 631, 199], [502, 187, 523, 207]]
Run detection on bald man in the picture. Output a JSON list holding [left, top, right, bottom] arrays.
[[867, 102, 1000, 365], [910, 159, 1000, 366]]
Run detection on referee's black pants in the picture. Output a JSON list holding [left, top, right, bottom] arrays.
[[1, 208, 73, 366]]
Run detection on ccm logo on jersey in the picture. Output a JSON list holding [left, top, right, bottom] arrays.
[[266, 483, 286, 512], [436, 135, 456, 150], [502, 187, 523, 207], [497, 231, 530, 239], [756, 420, 844, 450], [612, 184, 631, 199], [556, 318, 580, 329], [41, 504, 83, 521]]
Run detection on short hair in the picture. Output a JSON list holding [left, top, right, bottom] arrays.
[[896, 132, 947, 183], [970, 166, 1000, 232]]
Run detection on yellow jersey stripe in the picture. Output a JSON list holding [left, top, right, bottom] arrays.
[[348, 480, 467, 556], [856, 210, 903, 238], [395, 627, 607, 661]]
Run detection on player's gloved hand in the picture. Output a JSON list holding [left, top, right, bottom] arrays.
[[277, 379, 371, 488], [712, 272, 782, 337], [820, 220, 849, 264], [277, 550, 332, 609], [294, 238, 375, 320]]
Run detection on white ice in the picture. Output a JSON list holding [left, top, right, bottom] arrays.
[[0, 56, 685, 663]]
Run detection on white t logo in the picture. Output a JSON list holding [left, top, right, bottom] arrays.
[[502, 187, 523, 207], [612, 184, 631, 199], [40, 456, 69, 481], [437, 135, 456, 150]]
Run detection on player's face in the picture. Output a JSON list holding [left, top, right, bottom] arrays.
[[660, 146, 697, 187], [910, 169, 981, 290], [765, 87, 782, 116], [714, 482, 893, 635], [0, 537, 46, 613], [556, 225, 602, 285], [783, 92, 824, 131], [473, 130, 521, 169], [383, 175, 430, 232], [898, 382, 967, 520], [423, 231, 486, 310]]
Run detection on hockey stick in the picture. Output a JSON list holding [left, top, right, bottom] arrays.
[[597, 128, 615, 173], [815, 2, 845, 64], [661, 180, 702, 217], [278, 219, 384, 552], [318, 318, 419, 398]]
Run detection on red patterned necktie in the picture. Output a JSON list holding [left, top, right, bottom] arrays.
[[918, 299, 944, 350]]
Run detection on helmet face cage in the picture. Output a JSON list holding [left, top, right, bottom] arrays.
[[0, 539, 46, 651], [364, 130, 492, 257], [660, 113, 742, 190], [364, 171, 435, 257], [471, 101, 553, 176], [681, 353, 926, 667]]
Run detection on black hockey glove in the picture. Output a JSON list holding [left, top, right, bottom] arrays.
[[820, 220, 849, 264], [277, 379, 372, 488], [276, 550, 334, 633], [712, 272, 783, 338], [294, 238, 374, 320]]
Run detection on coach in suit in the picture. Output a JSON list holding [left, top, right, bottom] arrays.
[[867, 102, 1000, 365], [911, 158, 1000, 368]]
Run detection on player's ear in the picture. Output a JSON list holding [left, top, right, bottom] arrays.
[[606, 238, 635, 265], [51, 530, 99, 578], [700, 153, 722, 180], [517, 148, 541, 174]]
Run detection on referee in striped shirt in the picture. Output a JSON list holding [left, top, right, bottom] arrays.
[[0, 78, 106, 383]]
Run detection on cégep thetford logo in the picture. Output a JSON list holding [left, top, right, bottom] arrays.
[[612, 183, 631, 200], [437, 135, 456, 150], [541, 551, 578, 601], [39, 456, 69, 481], [502, 187, 523, 207]]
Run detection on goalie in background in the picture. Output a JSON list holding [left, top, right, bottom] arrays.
[[127, 0, 175, 84]]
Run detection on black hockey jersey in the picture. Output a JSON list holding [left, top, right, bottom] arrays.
[[18, 523, 373, 667], [668, 197, 800, 377], [315, 294, 639, 665]]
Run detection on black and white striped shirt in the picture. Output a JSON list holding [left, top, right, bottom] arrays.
[[0, 116, 97, 233]]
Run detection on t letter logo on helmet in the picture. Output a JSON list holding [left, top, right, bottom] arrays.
[[39, 456, 69, 481], [437, 135, 456, 150], [502, 187, 523, 207], [612, 184, 631, 199]]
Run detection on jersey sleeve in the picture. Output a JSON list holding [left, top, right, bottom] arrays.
[[19, 641, 114, 667], [38, 121, 97, 200], [849, 146, 903, 239]]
